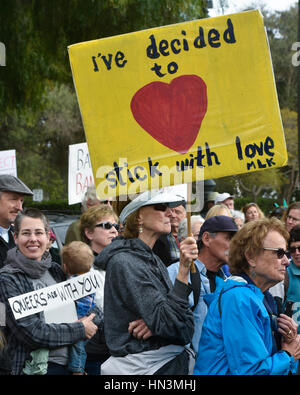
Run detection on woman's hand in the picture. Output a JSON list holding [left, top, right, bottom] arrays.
[[80, 313, 98, 339], [277, 314, 298, 344], [177, 237, 198, 283], [128, 319, 153, 340]]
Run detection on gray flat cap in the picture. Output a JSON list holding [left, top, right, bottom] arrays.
[[0, 174, 33, 196]]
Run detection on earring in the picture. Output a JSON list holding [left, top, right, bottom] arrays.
[[138, 224, 143, 234]]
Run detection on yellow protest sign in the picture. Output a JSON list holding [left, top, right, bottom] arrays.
[[68, 10, 287, 199]]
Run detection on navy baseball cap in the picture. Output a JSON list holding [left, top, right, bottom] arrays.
[[198, 215, 238, 240]]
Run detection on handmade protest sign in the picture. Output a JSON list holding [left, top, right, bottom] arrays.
[[8, 271, 100, 320], [68, 142, 94, 205], [0, 149, 17, 176], [68, 10, 287, 200]]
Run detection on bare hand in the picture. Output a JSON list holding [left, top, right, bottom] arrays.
[[179, 236, 198, 269], [277, 314, 298, 344], [176, 237, 198, 284], [282, 334, 300, 360], [128, 319, 153, 340], [80, 313, 98, 339]]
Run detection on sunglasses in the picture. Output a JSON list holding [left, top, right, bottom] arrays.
[[95, 222, 120, 231], [100, 200, 112, 205], [289, 246, 300, 254], [263, 247, 290, 259], [153, 203, 169, 212]]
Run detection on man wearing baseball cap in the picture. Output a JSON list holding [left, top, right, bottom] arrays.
[[214, 192, 235, 210], [168, 215, 238, 353], [0, 174, 33, 268]]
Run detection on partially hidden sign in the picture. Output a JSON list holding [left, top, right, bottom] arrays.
[[68, 142, 94, 205], [68, 10, 287, 200]]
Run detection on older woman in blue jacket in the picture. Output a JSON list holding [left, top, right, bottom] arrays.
[[194, 217, 300, 375]]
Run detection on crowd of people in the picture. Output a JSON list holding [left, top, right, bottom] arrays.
[[1, 174, 300, 375]]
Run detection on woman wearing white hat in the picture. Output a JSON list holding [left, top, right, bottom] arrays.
[[95, 188, 198, 375]]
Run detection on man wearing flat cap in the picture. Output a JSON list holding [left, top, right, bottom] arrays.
[[0, 174, 33, 268], [168, 215, 238, 354]]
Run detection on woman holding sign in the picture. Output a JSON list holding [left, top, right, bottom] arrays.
[[0, 208, 99, 375], [97, 188, 198, 375]]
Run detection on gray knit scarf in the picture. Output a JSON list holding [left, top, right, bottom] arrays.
[[5, 247, 52, 279]]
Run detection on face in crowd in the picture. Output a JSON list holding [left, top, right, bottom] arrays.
[[245, 205, 259, 222], [85, 214, 119, 253], [14, 215, 49, 261], [138, 204, 174, 237], [170, 204, 186, 234], [286, 208, 300, 232], [0, 192, 24, 228], [223, 198, 234, 210]]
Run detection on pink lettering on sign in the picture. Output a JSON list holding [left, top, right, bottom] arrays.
[[76, 173, 94, 195], [0, 154, 16, 169]]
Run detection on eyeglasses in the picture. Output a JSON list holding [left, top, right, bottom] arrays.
[[153, 204, 169, 212], [287, 215, 300, 222], [289, 246, 300, 254], [95, 222, 120, 231], [263, 247, 290, 259]]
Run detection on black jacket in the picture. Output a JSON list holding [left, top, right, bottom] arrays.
[[0, 231, 15, 269], [152, 233, 179, 267]]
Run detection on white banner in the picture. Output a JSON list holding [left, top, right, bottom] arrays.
[[0, 149, 17, 176], [8, 271, 101, 320], [68, 142, 94, 205]]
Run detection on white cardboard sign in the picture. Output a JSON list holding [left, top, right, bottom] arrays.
[[0, 149, 17, 176], [68, 142, 94, 205], [8, 271, 101, 320]]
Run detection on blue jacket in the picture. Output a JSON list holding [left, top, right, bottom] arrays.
[[194, 279, 297, 375]]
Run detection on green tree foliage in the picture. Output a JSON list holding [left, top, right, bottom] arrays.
[[279, 108, 299, 203], [264, 5, 298, 111], [0, 0, 208, 200], [232, 2, 298, 111], [214, 168, 286, 203], [1, 84, 84, 199], [0, 0, 208, 113]]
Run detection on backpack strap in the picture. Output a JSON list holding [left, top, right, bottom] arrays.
[[218, 287, 225, 317], [190, 264, 201, 311]]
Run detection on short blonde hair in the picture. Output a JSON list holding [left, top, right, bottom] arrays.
[[229, 217, 289, 275], [61, 241, 94, 275], [205, 204, 232, 219]]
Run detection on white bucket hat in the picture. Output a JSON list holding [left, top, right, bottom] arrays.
[[120, 188, 185, 225]]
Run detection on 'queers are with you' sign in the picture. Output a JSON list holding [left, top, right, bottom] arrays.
[[68, 10, 287, 200]]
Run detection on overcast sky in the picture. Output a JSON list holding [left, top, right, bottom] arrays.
[[209, 0, 297, 16]]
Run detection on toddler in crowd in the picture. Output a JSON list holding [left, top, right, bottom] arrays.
[[61, 241, 96, 375]]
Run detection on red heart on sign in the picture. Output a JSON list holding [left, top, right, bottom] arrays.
[[130, 74, 207, 154]]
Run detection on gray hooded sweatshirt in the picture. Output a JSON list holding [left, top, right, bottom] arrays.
[[95, 236, 194, 374]]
